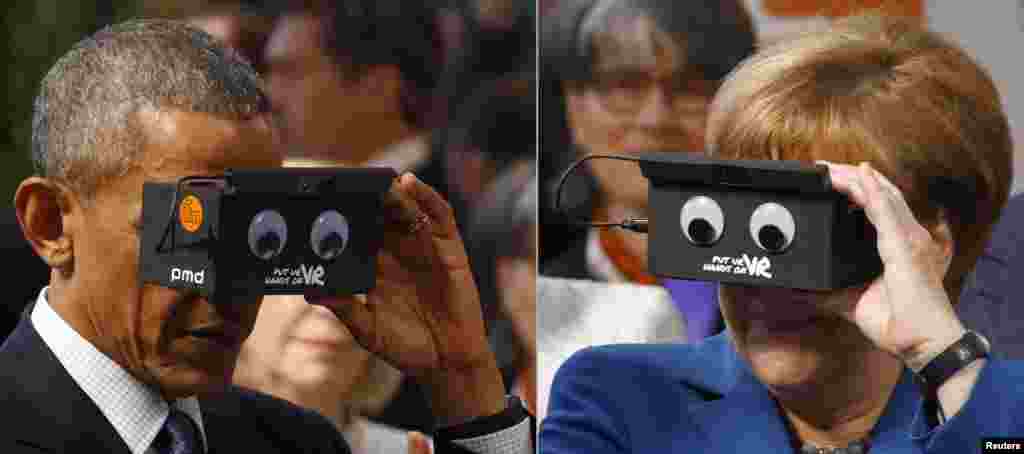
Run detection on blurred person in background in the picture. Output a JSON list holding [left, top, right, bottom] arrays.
[[262, 0, 446, 186], [539, 0, 756, 342], [233, 296, 410, 453], [465, 161, 538, 416], [432, 52, 537, 419], [436, 68, 535, 228], [429, 0, 535, 234], [434, 0, 535, 128], [187, 0, 277, 74], [254, 0, 451, 435]]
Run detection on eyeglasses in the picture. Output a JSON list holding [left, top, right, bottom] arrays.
[[586, 71, 717, 120]]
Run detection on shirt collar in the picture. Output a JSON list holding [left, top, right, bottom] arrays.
[[30, 287, 207, 454]]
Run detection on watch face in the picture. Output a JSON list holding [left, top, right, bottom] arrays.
[[956, 345, 973, 362]]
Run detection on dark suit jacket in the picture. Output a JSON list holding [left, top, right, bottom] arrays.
[[0, 208, 49, 340], [0, 301, 530, 454], [0, 307, 352, 454], [959, 192, 1024, 358], [540, 332, 1024, 453]]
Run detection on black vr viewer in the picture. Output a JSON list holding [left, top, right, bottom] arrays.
[[638, 152, 882, 290], [556, 152, 883, 290], [139, 167, 397, 300]]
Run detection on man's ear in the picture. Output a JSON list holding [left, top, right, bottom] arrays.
[[14, 177, 79, 273]]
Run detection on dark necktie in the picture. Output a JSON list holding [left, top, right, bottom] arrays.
[[154, 407, 204, 454]]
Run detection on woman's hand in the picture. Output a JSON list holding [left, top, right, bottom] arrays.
[[819, 161, 967, 372], [309, 172, 506, 426]]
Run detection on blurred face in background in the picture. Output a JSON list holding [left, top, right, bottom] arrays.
[[565, 14, 715, 214], [262, 13, 389, 164], [235, 295, 374, 407]]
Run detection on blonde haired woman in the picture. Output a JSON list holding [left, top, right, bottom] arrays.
[[541, 13, 1020, 453]]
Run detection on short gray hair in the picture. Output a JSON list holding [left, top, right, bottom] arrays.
[[31, 18, 267, 200]]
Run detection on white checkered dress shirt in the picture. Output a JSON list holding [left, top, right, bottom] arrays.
[[31, 287, 207, 454]]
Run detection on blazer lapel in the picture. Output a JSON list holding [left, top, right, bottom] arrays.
[[863, 368, 923, 453], [0, 305, 132, 454]]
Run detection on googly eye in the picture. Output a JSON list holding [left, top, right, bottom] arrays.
[[310, 210, 350, 261], [248, 209, 288, 260], [749, 202, 795, 254], [679, 195, 724, 247]]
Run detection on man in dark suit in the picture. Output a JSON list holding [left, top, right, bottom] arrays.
[[1, 19, 532, 454]]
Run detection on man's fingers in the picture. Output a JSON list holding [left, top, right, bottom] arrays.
[[382, 173, 432, 236], [403, 172, 459, 239]]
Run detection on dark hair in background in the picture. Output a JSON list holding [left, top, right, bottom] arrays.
[[465, 161, 536, 391], [429, 0, 536, 231], [538, 0, 757, 266], [432, 0, 535, 129], [264, 0, 446, 130], [441, 68, 536, 198]]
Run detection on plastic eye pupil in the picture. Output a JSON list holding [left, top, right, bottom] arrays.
[[317, 232, 345, 260], [758, 225, 786, 252], [687, 219, 715, 246], [255, 232, 282, 259], [248, 209, 288, 260], [679, 195, 724, 247], [311, 210, 349, 261], [749, 202, 796, 254]]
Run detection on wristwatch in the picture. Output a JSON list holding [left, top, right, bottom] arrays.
[[915, 330, 990, 397]]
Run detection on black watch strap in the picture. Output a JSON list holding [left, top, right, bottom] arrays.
[[915, 330, 990, 397]]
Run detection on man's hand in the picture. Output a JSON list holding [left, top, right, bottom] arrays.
[[309, 173, 506, 426]]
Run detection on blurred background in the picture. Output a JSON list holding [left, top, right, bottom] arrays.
[[2, 0, 536, 450]]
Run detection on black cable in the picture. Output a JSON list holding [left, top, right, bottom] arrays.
[[553, 153, 649, 233]]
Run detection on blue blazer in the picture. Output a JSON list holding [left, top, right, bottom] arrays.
[[540, 333, 1024, 453]]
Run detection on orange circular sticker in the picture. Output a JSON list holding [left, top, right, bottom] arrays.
[[179, 195, 204, 233]]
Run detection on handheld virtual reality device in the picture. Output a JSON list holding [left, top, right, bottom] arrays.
[[139, 167, 397, 300], [557, 152, 883, 290]]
